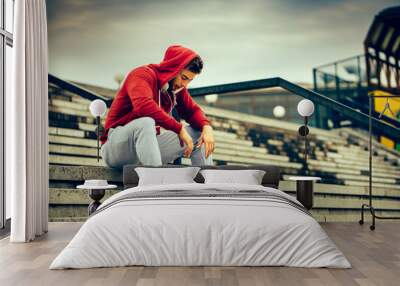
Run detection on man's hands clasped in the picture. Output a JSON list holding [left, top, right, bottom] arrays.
[[178, 125, 215, 159], [179, 128, 194, 158]]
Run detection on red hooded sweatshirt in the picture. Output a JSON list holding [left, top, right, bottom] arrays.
[[100, 45, 210, 145]]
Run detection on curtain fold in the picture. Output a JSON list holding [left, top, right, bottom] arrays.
[[8, 0, 49, 242]]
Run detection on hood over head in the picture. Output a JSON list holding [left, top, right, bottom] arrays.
[[149, 45, 199, 89]]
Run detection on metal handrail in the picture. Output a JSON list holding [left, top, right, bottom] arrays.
[[314, 54, 365, 69], [49, 73, 400, 140], [190, 77, 400, 140], [48, 74, 113, 107]]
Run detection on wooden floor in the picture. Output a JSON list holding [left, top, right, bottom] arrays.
[[0, 222, 399, 286]]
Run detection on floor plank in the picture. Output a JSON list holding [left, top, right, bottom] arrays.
[[0, 222, 399, 286]]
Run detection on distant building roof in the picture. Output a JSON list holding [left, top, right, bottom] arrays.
[[365, 5, 400, 57]]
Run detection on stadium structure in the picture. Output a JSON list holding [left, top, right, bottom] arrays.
[[48, 6, 400, 223]]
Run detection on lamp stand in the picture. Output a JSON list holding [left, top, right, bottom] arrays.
[[304, 116, 308, 175], [359, 92, 400, 230], [96, 116, 100, 162], [94, 116, 105, 162], [298, 116, 310, 176], [88, 188, 105, 215]]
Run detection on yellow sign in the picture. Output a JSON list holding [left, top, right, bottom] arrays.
[[370, 90, 400, 149]]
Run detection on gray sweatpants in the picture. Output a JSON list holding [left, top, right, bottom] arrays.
[[100, 117, 213, 169]]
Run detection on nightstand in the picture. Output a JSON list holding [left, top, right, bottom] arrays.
[[77, 180, 117, 215], [288, 176, 321, 210]]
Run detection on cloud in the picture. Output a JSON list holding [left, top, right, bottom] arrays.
[[47, 0, 399, 89]]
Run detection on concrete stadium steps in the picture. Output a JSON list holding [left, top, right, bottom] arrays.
[[331, 157, 399, 171], [48, 148, 278, 168], [214, 148, 289, 162], [49, 106, 103, 122], [202, 105, 339, 139], [315, 148, 395, 164], [50, 121, 103, 134], [46, 83, 400, 223], [50, 93, 91, 105], [48, 126, 255, 149], [50, 98, 92, 111], [279, 180, 400, 222], [216, 142, 268, 154], [49, 165, 120, 221], [209, 117, 245, 135], [48, 122, 298, 167], [50, 165, 122, 182], [336, 174, 398, 185], [207, 112, 399, 186], [48, 165, 400, 222], [240, 118, 347, 163], [308, 161, 399, 187], [49, 126, 88, 138], [49, 135, 98, 148], [210, 126, 399, 189], [51, 126, 268, 157], [338, 127, 400, 161], [180, 158, 300, 175], [50, 188, 119, 205], [50, 121, 255, 153], [315, 134, 347, 146], [49, 84, 92, 102], [308, 165, 399, 180], [342, 180, 400, 190], [210, 154, 302, 169], [49, 110, 99, 125], [313, 156, 399, 174], [50, 144, 99, 157], [49, 137, 268, 162], [49, 89, 105, 125], [334, 145, 389, 159], [279, 178, 400, 197], [207, 136, 254, 148], [308, 159, 400, 176], [48, 98, 399, 189], [49, 99, 108, 120], [50, 155, 105, 167]]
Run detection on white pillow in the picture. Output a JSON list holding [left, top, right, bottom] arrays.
[[200, 169, 266, 185], [135, 167, 200, 186]]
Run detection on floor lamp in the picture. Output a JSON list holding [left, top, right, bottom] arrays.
[[288, 99, 320, 210], [359, 91, 400, 230], [297, 99, 315, 175], [89, 99, 107, 162]]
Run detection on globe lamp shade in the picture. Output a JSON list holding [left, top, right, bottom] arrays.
[[90, 99, 107, 117], [273, 105, 286, 118], [297, 99, 314, 117], [204, 94, 219, 105]]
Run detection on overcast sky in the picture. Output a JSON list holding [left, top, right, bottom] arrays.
[[47, 0, 399, 89]]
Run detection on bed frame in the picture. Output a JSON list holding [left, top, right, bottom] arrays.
[[122, 164, 281, 189]]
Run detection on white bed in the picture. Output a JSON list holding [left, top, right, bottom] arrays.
[[50, 183, 351, 269]]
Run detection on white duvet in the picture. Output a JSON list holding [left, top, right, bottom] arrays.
[[50, 183, 351, 269]]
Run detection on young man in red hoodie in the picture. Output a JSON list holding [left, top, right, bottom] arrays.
[[100, 45, 215, 168]]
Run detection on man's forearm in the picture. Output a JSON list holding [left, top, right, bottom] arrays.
[[202, 124, 213, 131]]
